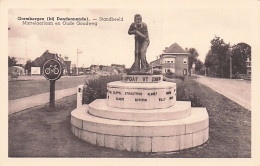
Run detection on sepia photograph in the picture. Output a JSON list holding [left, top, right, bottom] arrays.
[[1, 0, 260, 165]]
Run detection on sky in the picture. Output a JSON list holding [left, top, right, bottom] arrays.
[[8, 1, 257, 68]]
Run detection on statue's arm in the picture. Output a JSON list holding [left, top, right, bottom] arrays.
[[135, 23, 148, 39], [128, 23, 136, 35], [128, 29, 136, 35], [135, 31, 146, 39]]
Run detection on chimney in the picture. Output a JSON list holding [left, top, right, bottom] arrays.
[[163, 47, 168, 53]]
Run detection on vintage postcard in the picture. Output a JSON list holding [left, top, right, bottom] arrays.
[[1, 0, 260, 166]]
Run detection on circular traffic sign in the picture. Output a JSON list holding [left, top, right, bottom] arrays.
[[43, 59, 63, 81]]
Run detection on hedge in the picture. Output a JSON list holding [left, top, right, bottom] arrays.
[[82, 74, 122, 104]]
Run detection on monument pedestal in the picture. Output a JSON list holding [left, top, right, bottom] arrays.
[[71, 75, 209, 152]]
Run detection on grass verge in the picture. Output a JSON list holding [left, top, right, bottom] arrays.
[[8, 78, 251, 157], [8, 76, 91, 100]]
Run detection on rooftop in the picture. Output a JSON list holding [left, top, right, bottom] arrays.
[[164, 43, 188, 54]]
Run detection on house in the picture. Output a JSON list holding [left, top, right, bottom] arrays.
[[245, 57, 251, 76], [33, 50, 59, 67], [32, 50, 66, 74], [150, 43, 189, 76], [150, 58, 161, 73]]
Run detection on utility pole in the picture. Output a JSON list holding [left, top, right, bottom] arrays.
[[77, 49, 82, 75], [229, 45, 233, 79], [230, 56, 232, 79]]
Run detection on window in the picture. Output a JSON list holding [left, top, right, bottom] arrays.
[[183, 69, 187, 76], [183, 58, 187, 64], [164, 58, 175, 64]]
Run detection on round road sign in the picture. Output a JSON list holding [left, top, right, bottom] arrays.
[[43, 59, 63, 81]]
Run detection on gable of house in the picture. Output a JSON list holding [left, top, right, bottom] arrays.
[[33, 50, 59, 67], [164, 43, 188, 54]]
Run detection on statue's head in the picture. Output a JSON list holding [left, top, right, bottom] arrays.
[[134, 14, 142, 25]]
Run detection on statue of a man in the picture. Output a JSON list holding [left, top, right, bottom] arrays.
[[128, 14, 150, 72]]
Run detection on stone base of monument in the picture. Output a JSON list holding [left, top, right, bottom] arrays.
[[71, 75, 209, 152]]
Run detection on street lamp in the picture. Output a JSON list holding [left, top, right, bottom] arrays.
[[77, 49, 83, 75]]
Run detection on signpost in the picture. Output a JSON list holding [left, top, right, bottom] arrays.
[[43, 59, 63, 108]]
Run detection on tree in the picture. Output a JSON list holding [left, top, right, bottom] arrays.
[[204, 50, 219, 77], [210, 36, 230, 77], [8, 56, 17, 67], [195, 59, 204, 72], [187, 48, 199, 75], [205, 36, 230, 77], [25, 60, 34, 74], [231, 43, 251, 75]]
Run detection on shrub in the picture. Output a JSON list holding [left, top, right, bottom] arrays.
[[153, 69, 161, 75], [165, 74, 185, 81], [233, 73, 251, 80], [82, 74, 122, 104], [176, 77, 203, 107]]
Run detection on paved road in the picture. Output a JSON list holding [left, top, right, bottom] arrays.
[[194, 75, 251, 111]]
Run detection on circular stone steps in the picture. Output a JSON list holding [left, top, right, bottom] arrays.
[[71, 105, 209, 152], [71, 78, 209, 152], [88, 99, 191, 122]]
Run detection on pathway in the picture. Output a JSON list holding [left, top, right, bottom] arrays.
[[8, 87, 78, 115]]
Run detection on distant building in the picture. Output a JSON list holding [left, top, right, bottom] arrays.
[[90, 65, 100, 73], [63, 61, 71, 75], [8, 66, 25, 76], [81, 67, 91, 75], [32, 50, 67, 74], [245, 57, 251, 76], [111, 64, 125, 73], [111, 64, 125, 68], [15, 57, 31, 67], [102, 66, 120, 75], [150, 58, 161, 72], [150, 43, 189, 76]]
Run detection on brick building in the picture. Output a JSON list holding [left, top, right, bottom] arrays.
[[150, 43, 189, 76]]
